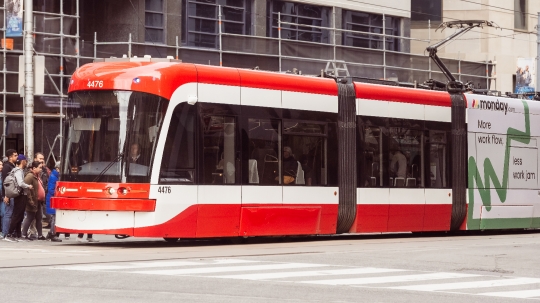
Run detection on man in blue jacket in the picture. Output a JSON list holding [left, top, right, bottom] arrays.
[[46, 162, 62, 242]]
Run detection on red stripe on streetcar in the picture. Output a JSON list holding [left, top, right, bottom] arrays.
[[52, 197, 156, 212], [54, 182, 151, 199], [239, 69, 338, 96], [355, 82, 453, 107], [55, 227, 134, 236]]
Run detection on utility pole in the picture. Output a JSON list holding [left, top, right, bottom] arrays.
[[24, 0, 34, 157], [536, 12, 540, 92]]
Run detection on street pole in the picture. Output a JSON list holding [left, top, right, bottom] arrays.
[[24, 0, 34, 158], [536, 12, 540, 92]]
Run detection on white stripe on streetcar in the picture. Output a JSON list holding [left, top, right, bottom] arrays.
[[392, 277, 540, 291], [131, 263, 329, 276], [58, 259, 258, 271], [212, 267, 408, 280], [478, 289, 540, 298], [303, 272, 479, 286]]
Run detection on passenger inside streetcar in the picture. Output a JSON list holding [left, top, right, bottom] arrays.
[[282, 146, 298, 185]]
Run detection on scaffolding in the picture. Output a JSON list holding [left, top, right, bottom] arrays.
[[0, 2, 496, 163]]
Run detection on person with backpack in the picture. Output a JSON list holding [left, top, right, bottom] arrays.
[[4, 155, 33, 242], [2, 149, 17, 240], [21, 161, 46, 241]]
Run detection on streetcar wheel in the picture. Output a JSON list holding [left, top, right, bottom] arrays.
[[163, 237, 179, 243]]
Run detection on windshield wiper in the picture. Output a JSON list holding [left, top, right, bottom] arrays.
[[93, 153, 124, 182]]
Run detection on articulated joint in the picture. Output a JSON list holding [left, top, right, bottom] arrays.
[[447, 80, 466, 94]]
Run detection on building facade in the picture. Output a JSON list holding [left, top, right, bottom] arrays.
[[1, 0, 494, 162], [411, 0, 539, 94]]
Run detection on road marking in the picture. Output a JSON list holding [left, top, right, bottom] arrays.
[[479, 289, 540, 298], [131, 263, 329, 276], [303, 272, 479, 286], [57, 259, 259, 271], [213, 267, 407, 280], [54, 258, 540, 300], [392, 277, 540, 291]]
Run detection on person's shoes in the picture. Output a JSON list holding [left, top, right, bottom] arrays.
[[76, 237, 87, 243], [28, 234, 38, 240], [3, 236, 16, 242], [37, 236, 46, 241], [65, 236, 70, 240], [50, 236, 62, 242], [22, 236, 33, 242], [87, 238, 99, 243]]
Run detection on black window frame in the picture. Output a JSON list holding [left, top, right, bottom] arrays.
[[182, 0, 252, 48], [514, 0, 527, 30], [267, 0, 331, 43], [342, 10, 401, 52], [410, 0, 442, 28], [145, 0, 165, 44]]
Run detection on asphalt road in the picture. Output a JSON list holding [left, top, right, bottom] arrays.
[[1, 231, 539, 302]]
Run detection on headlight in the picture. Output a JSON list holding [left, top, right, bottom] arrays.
[[106, 187, 117, 195]]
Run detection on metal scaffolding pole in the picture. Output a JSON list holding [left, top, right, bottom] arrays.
[[2, 3, 6, 157], [24, 0, 34, 157]]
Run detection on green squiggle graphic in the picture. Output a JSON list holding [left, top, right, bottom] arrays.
[[468, 101, 530, 228]]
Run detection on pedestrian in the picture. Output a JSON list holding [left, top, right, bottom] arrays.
[[45, 162, 62, 242], [77, 233, 98, 243], [0, 160, 4, 237], [1, 149, 17, 240], [34, 153, 50, 224], [4, 154, 33, 242], [26, 152, 51, 239], [21, 161, 46, 241]]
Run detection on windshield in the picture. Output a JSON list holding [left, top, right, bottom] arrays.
[[63, 90, 168, 183]]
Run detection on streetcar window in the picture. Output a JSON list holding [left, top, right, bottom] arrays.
[[425, 121, 451, 189], [202, 116, 238, 184], [248, 119, 281, 185], [358, 117, 427, 188], [282, 120, 328, 186], [159, 103, 196, 183], [388, 127, 425, 188], [358, 118, 387, 187], [429, 131, 448, 188]]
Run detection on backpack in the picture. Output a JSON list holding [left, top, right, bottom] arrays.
[[4, 168, 22, 198]]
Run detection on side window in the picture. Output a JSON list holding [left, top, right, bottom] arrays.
[[282, 120, 328, 186], [202, 116, 238, 184], [429, 131, 448, 188], [387, 119, 424, 188], [160, 103, 196, 183], [358, 118, 387, 187], [248, 119, 281, 185]]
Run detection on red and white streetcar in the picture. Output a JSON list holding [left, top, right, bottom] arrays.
[[52, 56, 540, 241]]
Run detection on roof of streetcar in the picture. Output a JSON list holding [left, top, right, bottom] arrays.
[[69, 61, 452, 107]]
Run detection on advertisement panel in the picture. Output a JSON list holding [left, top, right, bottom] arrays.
[[515, 58, 535, 95], [466, 94, 540, 230], [6, 0, 23, 37]]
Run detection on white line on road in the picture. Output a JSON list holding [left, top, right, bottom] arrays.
[[392, 277, 540, 291], [478, 289, 540, 298], [303, 272, 479, 286], [131, 263, 329, 276], [56, 259, 260, 271], [212, 267, 407, 280]]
